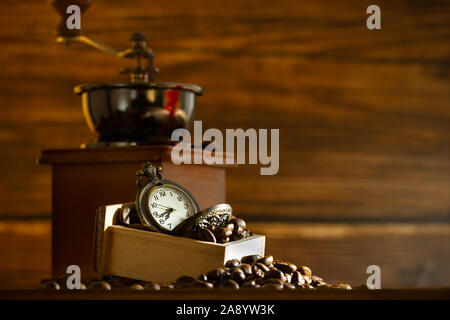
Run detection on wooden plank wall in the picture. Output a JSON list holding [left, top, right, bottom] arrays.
[[0, 0, 448, 288]]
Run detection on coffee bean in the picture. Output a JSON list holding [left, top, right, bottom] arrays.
[[175, 276, 196, 288], [219, 279, 240, 290], [54, 275, 68, 287], [193, 280, 214, 289], [231, 232, 245, 241], [265, 269, 286, 282], [284, 273, 292, 284], [264, 278, 284, 286], [129, 284, 144, 290], [241, 280, 258, 288], [242, 229, 251, 238], [284, 283, 296, 290], [231, 269, 246, 284], [128, 207, 141, 224], [113, 208, 125, 226], [274, 261, 297, 273], [268, 266, 278, 271], [311, 275, 326, 287], [251, 265, 265, 279], [160, 284, 174, 290], [143, 282, 161, 291], [120, 207, 131, 223], [39, 281, 60, 290], [215, 227, 233, 239], [206, 268, 225, 281], [217, 237, 230, 243], [256, 256, 273, 266], [197, 274, 208, 282], [219, 270, 232, 282], [224, 267, 236, 273], [298, 266, 312, 282], [229, 218, 246, 231], [245, 274, 257, 282], [291, 271, 305, 286], [198, 228, 216, 243], [297, 283, 315, 290], [225, 259, 240, 268], [255, 262, 270, 273], [209, 280, 220, 287], [88, 281, 111, 290], [100, 274, 113, 282], [225, 223, 235, 232], [312, 275, 323, 282], [104, 275, 137, 287], [332, 283, 352, 290], [239, 264, 252, 276], [261, 282, 283, 290], [241, 254, 262, 264]]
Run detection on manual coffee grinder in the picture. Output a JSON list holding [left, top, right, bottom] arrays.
[[40, 0, 231, 279]]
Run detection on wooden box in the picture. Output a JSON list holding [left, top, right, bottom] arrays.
[[94, 203, 266, 283], [39, 145, 234, 279]]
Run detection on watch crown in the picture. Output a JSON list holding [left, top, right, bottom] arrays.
[[136, 162, 162, 188]]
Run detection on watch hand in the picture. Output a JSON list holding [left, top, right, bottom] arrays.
[[159, 207, 175, 218], [155, 204, 170, 209], [155, 204, 176, 211]]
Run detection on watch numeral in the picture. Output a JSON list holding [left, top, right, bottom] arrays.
[[159, 191, 166, 197], [167, 223, 172, 229], [185, 212, 190, 218], [154, 195, 159, 201], [152, 212, 158, 216], [159, 219, 165, 224], [151, 203, 157, 208], [183, 203, 188, 209], [177, 196, 182, 201], [170, 192, 173, 197]]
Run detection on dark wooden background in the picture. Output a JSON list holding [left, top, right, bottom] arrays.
[[0, 0, 449, 289]]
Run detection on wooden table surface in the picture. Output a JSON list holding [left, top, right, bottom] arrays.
[[1, 288, 449, 300]]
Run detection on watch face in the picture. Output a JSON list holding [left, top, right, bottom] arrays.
[[141, 182, 199, 233]]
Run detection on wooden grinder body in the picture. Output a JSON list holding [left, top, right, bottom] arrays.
[[39, 145, 231, 279]]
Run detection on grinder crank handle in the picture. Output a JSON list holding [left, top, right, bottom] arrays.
[[49, 0, 119, 56]]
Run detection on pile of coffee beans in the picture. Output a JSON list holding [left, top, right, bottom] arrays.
[[184, 217, 252, 244], [173, 255, 351, 290], [40, 254, 351, 291]]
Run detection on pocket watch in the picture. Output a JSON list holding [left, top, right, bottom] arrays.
[[135, 162, 200, 234], [192, 204, 232, 230]]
